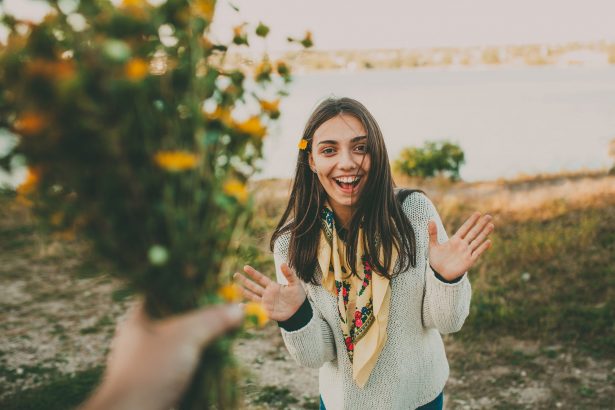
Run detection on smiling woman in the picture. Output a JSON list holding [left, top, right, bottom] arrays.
[[234, 97, 495, 409], [309, 114, 371, 225]]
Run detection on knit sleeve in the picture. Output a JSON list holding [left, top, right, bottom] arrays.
[[273, 233, 337, 368], [403, 193, 472, 334]]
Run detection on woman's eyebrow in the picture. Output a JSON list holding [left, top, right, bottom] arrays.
[[317, 135, 367, 145]]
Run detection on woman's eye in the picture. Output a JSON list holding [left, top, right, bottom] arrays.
[[355, 145, 367, 153], [322, 147, 335, 155]]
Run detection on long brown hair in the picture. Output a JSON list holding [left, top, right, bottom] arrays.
[[270, 97, 419, 284]]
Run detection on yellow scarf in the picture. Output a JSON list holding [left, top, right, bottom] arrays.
[[317, 205, 395, 388]]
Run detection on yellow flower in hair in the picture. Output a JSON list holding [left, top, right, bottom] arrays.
[[298, 139, 308, 150], [244, 301, 268, 327], [154, 150, 198, 172]]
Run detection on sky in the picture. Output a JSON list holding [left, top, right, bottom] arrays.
[[2, 0, 615, 50], [211, 0, 615, 51]]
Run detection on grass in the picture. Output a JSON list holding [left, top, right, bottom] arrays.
[[253, 385, 299, 409], [460, 199, 615, 356], [0, 367, 103, 410]]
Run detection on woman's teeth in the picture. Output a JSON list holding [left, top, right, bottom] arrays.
[[334, 177, 361, 189]]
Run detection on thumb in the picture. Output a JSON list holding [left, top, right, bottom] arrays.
[[427, 220, 439, 248], [280, 263, 298, 286], [179, 304, 244, 348]]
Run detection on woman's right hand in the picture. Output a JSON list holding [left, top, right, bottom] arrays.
[[234, 263, 306, 322]]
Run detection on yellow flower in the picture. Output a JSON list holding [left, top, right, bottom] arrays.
[[237, 116, 266, 139], [301, 31, 314, 48], [119, 0, 149, 18], [260, 99, 279, 113], [298, 139, 308, 150], [244, 301, 268, 327], [125, 58, 149, 81], [205, 106, 234, 128], [121, 0, 145, 6], [120, 0, 148, 8], [154, 150, 198, 172], [223, 179, 248, 203], [218, 283, 242, 303], [192, 0, 215, 21], [14, 112, 46, 136], [17, 167, 40, 196], [233, 25, 244, 38]]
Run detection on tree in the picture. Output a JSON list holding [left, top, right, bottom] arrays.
[[394, 140, 465, 181]]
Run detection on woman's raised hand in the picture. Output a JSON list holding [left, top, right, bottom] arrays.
[[427, 212, 494, 282], [234, 264, 306, 322]]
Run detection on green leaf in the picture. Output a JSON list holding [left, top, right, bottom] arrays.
[[255, 22, 270, 38]]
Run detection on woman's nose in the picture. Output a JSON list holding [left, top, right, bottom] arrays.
[[338, 149, 357, 170]]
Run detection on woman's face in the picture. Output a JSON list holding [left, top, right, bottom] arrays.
[[309, 114, 371, 214]]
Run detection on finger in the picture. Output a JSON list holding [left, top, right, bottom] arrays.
[[469, 222, 495, 252], [464, 214, 492, 243], [427, 220, 439, 247], [233, 272, 265, 297], [456, 212, 482, 239], [280, 263, 298, 286], [240, 286, 261, 303], [243, 265, 272, 288], [471, 239, 492, 260], [178, 304, 244, 348]]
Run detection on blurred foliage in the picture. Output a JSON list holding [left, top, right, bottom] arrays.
[[0, 0, 309, 408], [394, 140, 465, 181]]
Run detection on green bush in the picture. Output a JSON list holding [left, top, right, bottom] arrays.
[[394, 140, 465, 181]]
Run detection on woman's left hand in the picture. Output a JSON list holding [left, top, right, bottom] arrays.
[[427, 212, 494, 281]]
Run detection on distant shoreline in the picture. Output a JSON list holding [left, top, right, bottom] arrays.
[[225, 40, 615, 74]]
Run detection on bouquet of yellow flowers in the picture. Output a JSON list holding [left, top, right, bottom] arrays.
[[0, 0, 308, 407]]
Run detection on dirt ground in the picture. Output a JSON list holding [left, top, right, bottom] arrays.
[[1, 173, 614, 409]]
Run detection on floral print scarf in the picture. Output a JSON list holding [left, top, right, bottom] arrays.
[[317, 205, 395, 388]]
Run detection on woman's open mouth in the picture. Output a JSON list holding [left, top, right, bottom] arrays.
[[333, 176, 362, 194]]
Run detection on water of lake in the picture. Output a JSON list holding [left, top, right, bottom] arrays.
[[1, 66, 614, 187], [259, 66, 615, 181]]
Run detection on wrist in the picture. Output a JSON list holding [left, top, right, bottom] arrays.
[[430, 265, 463, 284], [278, 297, 311, 331]]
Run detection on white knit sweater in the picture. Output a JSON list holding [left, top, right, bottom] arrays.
[[273, 192, 472, 410]]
